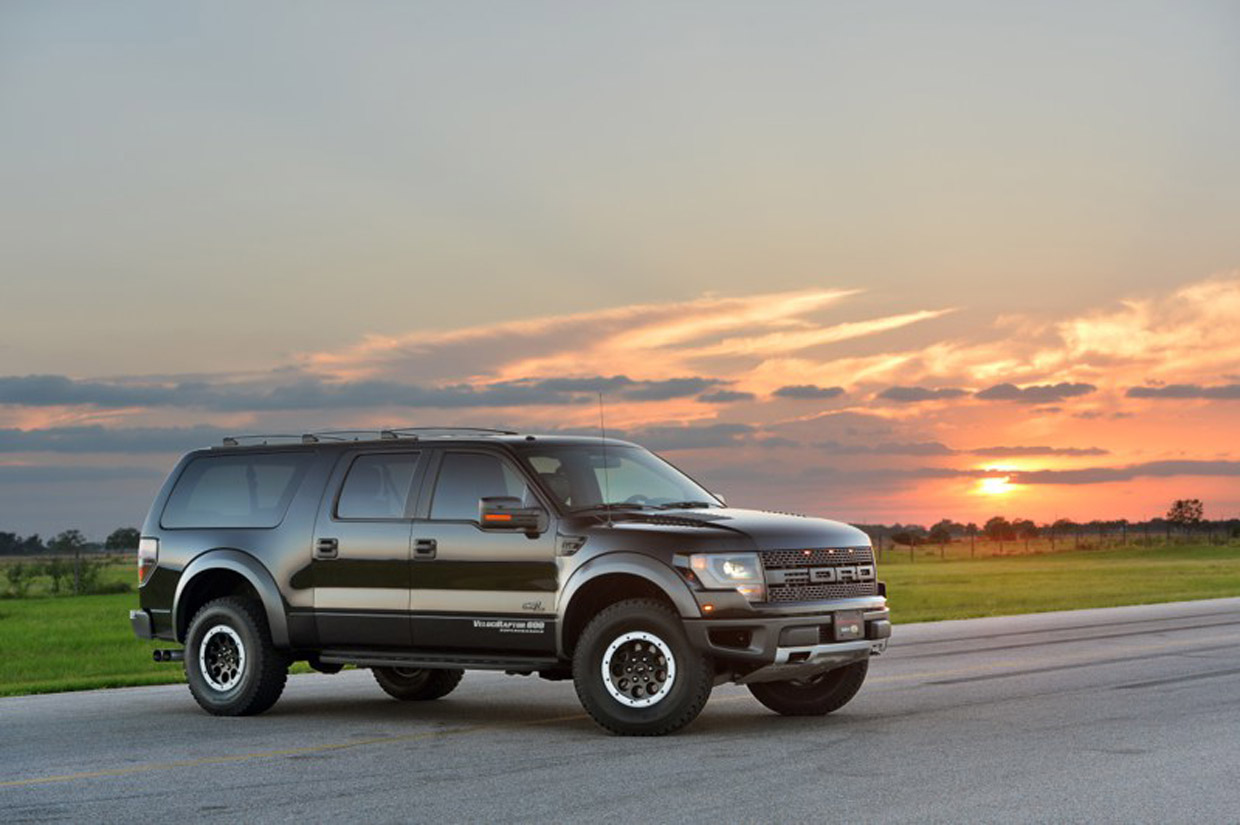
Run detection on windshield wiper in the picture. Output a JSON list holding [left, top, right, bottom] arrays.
[[568, 502, 659, 514], [658, 500, 717, 510]]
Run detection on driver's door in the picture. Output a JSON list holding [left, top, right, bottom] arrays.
[[409, 449, 558, 653]]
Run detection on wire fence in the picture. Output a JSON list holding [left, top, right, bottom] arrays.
[[872, 528, 1240, 564]]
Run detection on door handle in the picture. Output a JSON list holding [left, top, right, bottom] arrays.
[[315, 537, 339, 559], [413, 538, 437, 559]]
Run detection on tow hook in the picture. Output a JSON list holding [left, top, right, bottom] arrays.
[[153, 649, 185, 663]]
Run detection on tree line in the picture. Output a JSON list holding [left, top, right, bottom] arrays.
[[854, 499, 1238, 547], [0, 527, 139, 556]]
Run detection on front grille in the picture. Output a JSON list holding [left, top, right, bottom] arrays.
[[762, 547, 874, 568], [761, 547, 878, 603], [767, 582, 878, 603]]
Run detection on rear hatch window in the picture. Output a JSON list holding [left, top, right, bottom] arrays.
[[161, 452, 312, 529]]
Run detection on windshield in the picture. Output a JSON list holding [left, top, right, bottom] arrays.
[[516, 443, 719, 512]]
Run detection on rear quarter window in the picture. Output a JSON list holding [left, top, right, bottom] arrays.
[[161, 452, 312, 529]]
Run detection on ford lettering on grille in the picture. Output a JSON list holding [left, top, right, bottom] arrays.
[[760, 548, 880, 602], [766, 564, 876, 586]]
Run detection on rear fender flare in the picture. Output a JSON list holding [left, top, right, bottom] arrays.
[[172, 549, 290, 647]]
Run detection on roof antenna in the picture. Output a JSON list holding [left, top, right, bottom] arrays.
[[598, 391, 613, 527]]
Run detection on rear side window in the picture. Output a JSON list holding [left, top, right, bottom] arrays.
[[336, 452, 422, 519], [161, 453, 312, 529], [429, 452, 531, 521]]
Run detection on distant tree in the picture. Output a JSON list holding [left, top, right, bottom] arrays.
[[1166, 499, 1204, 526], [928, 520, 955, 544], [48, 530, 87, 594], [0, 532, 44, 556], [105, 528, 141, 551], [48, 530, 86, 555], [1013, 519, 1039, 539], [983, 516, 1016, 542], [890, 531, 919, 547], [44, 558, 69, 594], [77, 557, 103, 593]]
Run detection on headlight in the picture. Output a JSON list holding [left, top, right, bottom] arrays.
[[689, 553, 765, 602]]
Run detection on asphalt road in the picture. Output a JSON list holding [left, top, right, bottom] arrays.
[[3, 598, 1239, 824]]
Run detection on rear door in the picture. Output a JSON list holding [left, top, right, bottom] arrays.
[[311, 449, 426, 647], [410, 448, 559, 653]]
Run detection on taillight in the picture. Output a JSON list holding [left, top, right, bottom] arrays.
[[138, 537, 159, 586]]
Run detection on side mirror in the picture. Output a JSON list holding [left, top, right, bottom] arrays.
[[478, 496, 545, 533]]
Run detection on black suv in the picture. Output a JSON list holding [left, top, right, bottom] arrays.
[[130, 428, 890, 735]]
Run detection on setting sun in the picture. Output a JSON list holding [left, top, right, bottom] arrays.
[[977, 476, 1015, 496]]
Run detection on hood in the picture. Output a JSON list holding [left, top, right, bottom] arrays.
[[566, 507, 870, 553]]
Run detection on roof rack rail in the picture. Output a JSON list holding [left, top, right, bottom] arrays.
[[305, 429, 394, 441], [219, 434, 305, 447], [219, 426, 518, 448], [388, 427, 518, 437]]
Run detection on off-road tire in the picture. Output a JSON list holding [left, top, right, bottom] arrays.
[[748, 659, 868, 716], [373, 667, 464, 701], [185, 596, 289, 716], [573, 598, 712, 736]]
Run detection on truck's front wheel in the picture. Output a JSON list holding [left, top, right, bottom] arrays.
[[185, 596, 288, 716], [747, 659, 868, 716], [572, 599, 712, 736]]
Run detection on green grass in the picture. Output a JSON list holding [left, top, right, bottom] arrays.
[[0, 592, 175, 696], [1, 544, 1238, 697], [881, 543, 1240, 623]]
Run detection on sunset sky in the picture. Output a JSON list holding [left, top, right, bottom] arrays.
[[3, 1, 1239, 537]]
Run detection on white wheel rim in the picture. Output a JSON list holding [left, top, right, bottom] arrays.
[[601, 631, 677, 708], [199, 625, 246, 692]]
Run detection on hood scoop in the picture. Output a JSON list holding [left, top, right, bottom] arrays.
[[617, 512, 732, 528]]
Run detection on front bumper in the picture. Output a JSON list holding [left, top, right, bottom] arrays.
[[683, 598, 890, 683]]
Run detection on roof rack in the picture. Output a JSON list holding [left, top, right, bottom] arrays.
[[219, 434, 305, 447], [219, 426, 519, 448], [388, 427, 518, 437]]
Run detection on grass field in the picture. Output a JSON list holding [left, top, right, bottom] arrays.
[[1, 544, 1238, 697], [880, 543, 1240, 622]]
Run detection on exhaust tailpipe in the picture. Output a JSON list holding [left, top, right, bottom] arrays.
[[153, 649, 185, 663]]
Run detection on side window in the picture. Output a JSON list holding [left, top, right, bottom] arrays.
[[430, 452, 531, 522], [336, 453, 421, 520], [528, 454, 574, 507], [161, 453, 312, 529]]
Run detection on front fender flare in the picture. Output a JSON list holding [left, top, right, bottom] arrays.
[[172, 549, 290, 647], [556, 552, 700, 655]]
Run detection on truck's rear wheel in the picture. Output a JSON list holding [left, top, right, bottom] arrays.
[[748, 659, 868, 716], [573, 598, 712, 736], [185, 597, 288, 716], [373, 667, 464, 701]]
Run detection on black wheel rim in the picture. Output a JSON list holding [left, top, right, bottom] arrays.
[[199, 625, 246, 691]]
